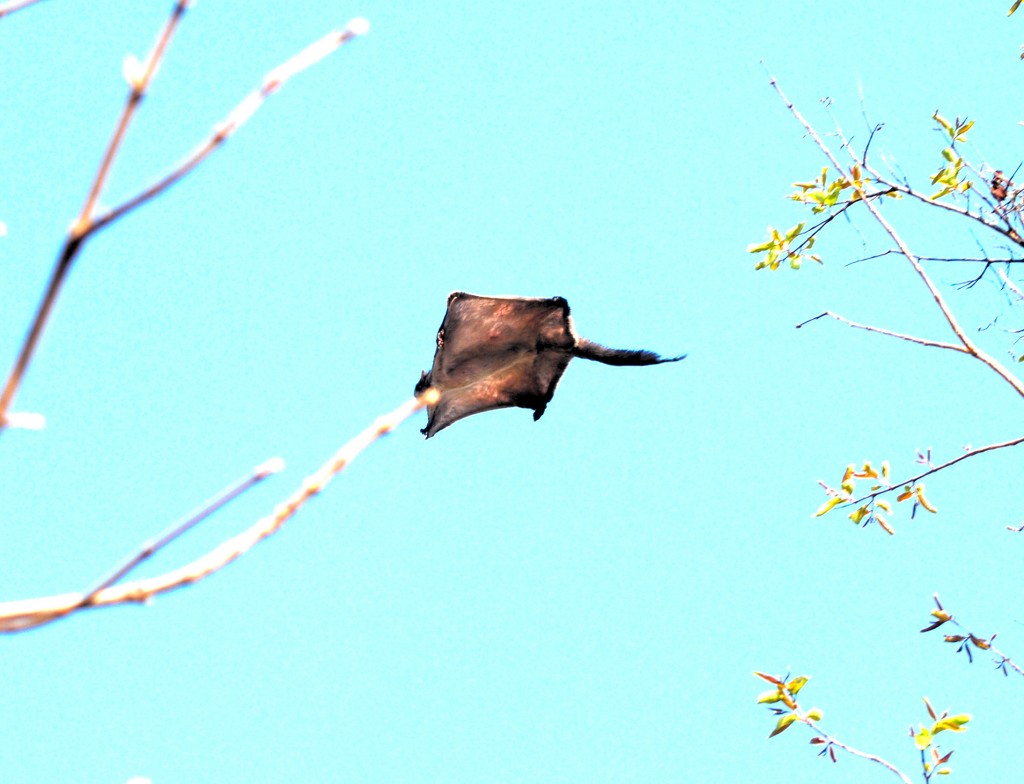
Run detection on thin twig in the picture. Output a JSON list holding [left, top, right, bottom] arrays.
[[0, 0, 48, 18], [0, 390, 439, 634], [943, 617, 1024, 678], [0, 11, 370, 433], [0, 0, 191, 431], [850, 250, 1021, 266], [795, 311, 968, 352], [922, 594, 1024, 678], [803, 719, 913, 784], [996, 268, 1024, 303], [79, 457, 285, 606], [78, 0, 190, 231], [851, 434, 1024, 506], [91, 18, 370, 234]]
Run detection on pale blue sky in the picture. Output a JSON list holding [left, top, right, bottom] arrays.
[[2, 2, 1023, 782]]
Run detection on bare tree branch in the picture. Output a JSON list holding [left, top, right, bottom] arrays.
[[802, 719, 913, 784], [92, 18, 370, 233], [796, 311, 969, 352], [0, 9, 370, 433], [850, 250, 1021, 266], [79, 457, 285, 606], [0, 0, 190, 431], [0, 390, 439, 634]]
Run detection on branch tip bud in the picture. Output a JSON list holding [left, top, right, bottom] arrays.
[[347, 17, 370, 36], [255, 457, 286, 477]]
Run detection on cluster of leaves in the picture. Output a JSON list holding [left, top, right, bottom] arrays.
[[754, 671, 823, 739], [913, 697, 971, 780], [746, 222, 818, 270], [747, 166, 895, 271], [790, 164, 880, 213], [919, 595, 1015, 674], [929, 113, 974, 201], [755, 672, 971, 779], [814, 460, 937, 534], [748, 109, 990, 271]]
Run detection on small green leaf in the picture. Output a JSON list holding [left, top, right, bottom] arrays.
[[786, 676, 809, 695], [1010, 0, 1021, 15], [814, 496, 845, 517], [769, 713, 799, 738], [955, 120, 974, 140], [915, 725, 932, 750], [933, 714, 971, 734], [942, 147, 955, 162], [805, 707, 824, 722]]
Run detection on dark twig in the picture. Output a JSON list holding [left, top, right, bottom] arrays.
[[850, 250, 1021, 266], [850, 435, 1024, 507], [922, 594, 1024, 678], [795, 311, 967, 353]]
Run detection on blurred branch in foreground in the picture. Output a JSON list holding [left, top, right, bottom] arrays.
[[0, 4, 369, 432], [0, 390, 438, 634], [0, 0, 49, 19]]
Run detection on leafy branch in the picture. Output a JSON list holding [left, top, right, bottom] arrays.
[[921, 594, 1024, 677], [756, 671, 971, 782], [812, 434, 1024, 532]]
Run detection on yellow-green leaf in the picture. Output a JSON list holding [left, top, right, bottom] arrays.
[[914, 725, 932, 750], [784, 222, 805, 242], [849, 506, 869, 525], [933, 112, 953, 133], [933, 714, 971, 734], [916, 485, 938, 513], [769, 713, 799, 738], [786, 676, 809, 695], [757, 689, 784, 704], [805, 707, 823, 722], [814, 496, 845, 517]]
